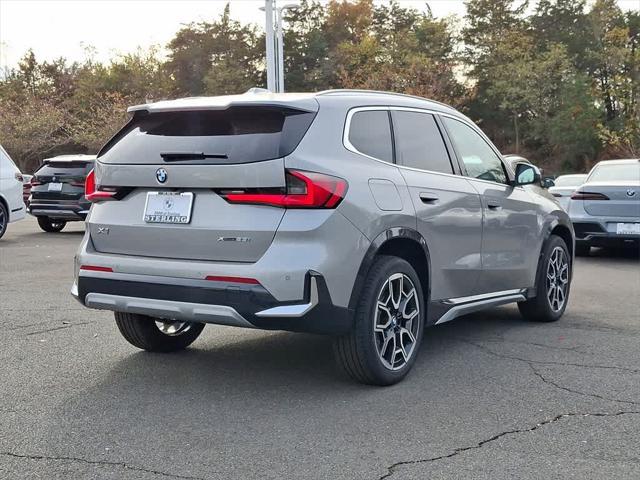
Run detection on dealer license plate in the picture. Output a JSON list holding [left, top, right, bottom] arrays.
[[143, 192, 194, 224], [616, 223, 640, 235]]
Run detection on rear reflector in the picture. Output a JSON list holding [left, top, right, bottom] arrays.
[[80, 265, 113, 273], [220, 169, 348, 209], [85, 169, 118, 202], [205, 275, 260, 285], [570, 191, 610, 200]]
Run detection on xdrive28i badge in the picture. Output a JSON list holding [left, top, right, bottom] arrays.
[[156, 168, 168, 184]]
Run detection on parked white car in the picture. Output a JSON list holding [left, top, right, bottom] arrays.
[[549, 174, 588, 211], [0, 144, 26, 239]]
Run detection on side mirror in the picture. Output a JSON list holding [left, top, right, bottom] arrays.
[[541, 176, 555, 188], [514, 162, 541, 186]]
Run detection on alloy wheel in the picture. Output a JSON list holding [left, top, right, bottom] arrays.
[[155, 320, 193, 336], [373, 273, 420, 370], [546, 246, 569, 312]]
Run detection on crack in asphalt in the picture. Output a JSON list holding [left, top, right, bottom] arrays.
[[6, 321, 58, 332], [378, 411, 640, 479], [456, 338, 640, 406], [25, 321, 92, 336], [457, 338, 640, 375], [0, 451, 209, 480], [529, 365, 640, 406], [477, 337, 588, 354]]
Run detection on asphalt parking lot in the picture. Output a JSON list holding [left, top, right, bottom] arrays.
[[1, 216, 639, 480]]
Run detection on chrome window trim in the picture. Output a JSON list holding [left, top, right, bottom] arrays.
[[343, 106, 462, 181], [343, 105, 511, 186]]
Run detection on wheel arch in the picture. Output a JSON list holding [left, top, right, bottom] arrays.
[[0, 193, 9, 222], [531, 215, 575, 297], [348, 227, 431, 312], [0, 192, 8, 212]]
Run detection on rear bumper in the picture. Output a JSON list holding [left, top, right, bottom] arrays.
[[573, 220, 640, 246], [72, 270, 353, 335], [28, 199, 90, 220], [575, 234, 639, 247], [9, 205, 26, 223]]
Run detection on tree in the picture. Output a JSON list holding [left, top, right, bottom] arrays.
[[166, 4, 263, 95]]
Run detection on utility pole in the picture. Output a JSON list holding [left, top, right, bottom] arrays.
[[276, 6, 284, 93], [264, 0, 276, 92], [276, 4, 298, 93]]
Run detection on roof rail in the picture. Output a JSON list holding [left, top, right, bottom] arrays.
[[316, 89, 453, 109]]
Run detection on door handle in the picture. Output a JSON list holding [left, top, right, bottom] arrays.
[[487, 202, 501, 210], [419, 192, 439, 204]]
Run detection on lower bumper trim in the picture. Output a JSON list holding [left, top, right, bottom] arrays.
[[74, 270, 354, 335], [29, 208, 85, 219], [85, 293, 255, 328]]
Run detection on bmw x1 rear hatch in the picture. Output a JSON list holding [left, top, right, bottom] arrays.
[[88, 96, 319, 263]]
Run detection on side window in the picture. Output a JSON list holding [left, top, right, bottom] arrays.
[[442, 117, 507, 184], [347, 110, 393, 163], [392, 111, 453, 174]]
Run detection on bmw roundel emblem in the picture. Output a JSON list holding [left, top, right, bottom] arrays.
[[626, 189, 636, 197], [156, 168, 168, 184]]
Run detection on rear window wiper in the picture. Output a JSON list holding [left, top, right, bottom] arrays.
[[160, 152, 228, 162]]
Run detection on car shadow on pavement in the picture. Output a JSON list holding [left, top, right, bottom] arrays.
[[586, 245, 640, 261], [39, 306, 538, 477], [69, 306, 525, 401]]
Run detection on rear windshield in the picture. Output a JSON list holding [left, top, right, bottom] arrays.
[[36, 161, 93, 176], [98, 106, 317, 164], [554, 175, 587, 187], [589, 163, 640, 182]]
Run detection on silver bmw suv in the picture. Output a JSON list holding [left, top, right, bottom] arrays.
[[72, 90, 574, 385]]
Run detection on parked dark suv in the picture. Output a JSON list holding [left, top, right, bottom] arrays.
[[29, 155, 95, 232]]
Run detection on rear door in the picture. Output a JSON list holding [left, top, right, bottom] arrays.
[[391, 109, 483, 300], [89, 105, 317, 263], [441, 116, 540, 292], [0, 145, 24, 214]]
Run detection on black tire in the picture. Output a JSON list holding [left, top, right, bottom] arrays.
[[575, 242, 590, 256], [518, 235, 571, 322], [114, 312, 205, 352], [37, 217, 66, 232], [0, 201, 7, 239], [333, 255, 425, 386]]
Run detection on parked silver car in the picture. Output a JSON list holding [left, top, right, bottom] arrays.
[[568, 159, 640, 255], [549, 174, 588, 211], [72, 90, 574, 385]]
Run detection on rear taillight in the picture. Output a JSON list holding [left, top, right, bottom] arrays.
[[220, 169, 348, 209], [205, 275, 260, 285], [80, 265, 113, 273], [571, 191, 610, 201], [31, 176, 42, 186], [85, 169, 118, 202]]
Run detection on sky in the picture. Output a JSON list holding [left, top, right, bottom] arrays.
[[1, 0, 638, 71]]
